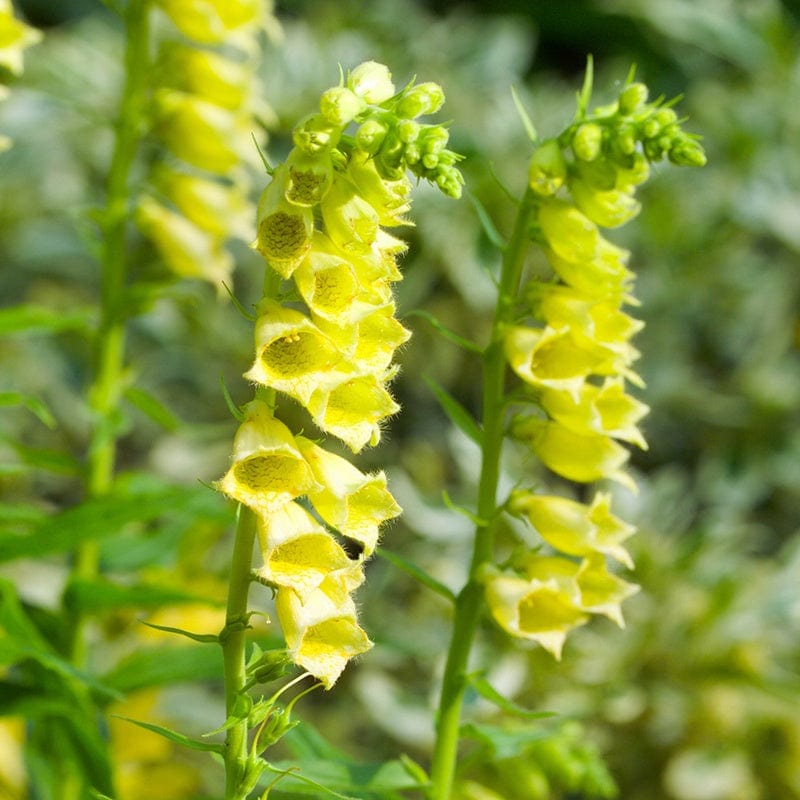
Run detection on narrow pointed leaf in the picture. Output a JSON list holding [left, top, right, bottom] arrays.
[[114, 715, 224, 753], [404, 310, 483, 354], [124, 387, 180, 431], [468, 672, 554, 720], [137, 620, 220, 643], [377, 548, 455, 604], [0, 392, 57, 428], [510, 84, 537, 143], [0, 304, 95, 336], [422, 375, 483, 446], [466, 189, 506, 250]]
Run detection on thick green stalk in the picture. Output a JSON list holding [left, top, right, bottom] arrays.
[[221, 506, 258, 800], [68, 0, 151, 667], [428, 188, 537, 800]]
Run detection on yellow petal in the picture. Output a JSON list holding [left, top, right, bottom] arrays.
[[576, 554, 639, 626]]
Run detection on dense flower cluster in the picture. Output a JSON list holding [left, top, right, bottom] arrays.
[[0, 0, 40, 152], [135, 0, 277, 287], [219, 62, 463, 687], [486, 74, 705, 658]]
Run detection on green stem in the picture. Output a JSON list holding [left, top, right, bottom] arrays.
[[222, 506, 258, 800], [68, 0, 151, 667], [428, 188, 537, 800]]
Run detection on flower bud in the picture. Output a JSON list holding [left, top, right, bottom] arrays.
[[397, 119, 420, 143], [668, 138, 707, 167], [618, 82, 648, 115], [395, 82, 445, 118], [355, 118, 389, 155], [348, 61, 395, 104], [319, 86, 365, 126], [528, 139, 567, 196], [572, 122, 603, 161]]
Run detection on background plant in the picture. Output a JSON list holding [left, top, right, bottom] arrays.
[[1, 1, 799, 800]]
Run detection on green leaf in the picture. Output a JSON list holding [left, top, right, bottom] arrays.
[[124, 387, 181, 432], [63, 577, 221, 616], [510, 84, 537, 143], [103, 644, 224, 692], [377, 548, 455, 603], [466, 189, 506, 251], [422, 375, 483, 446], [442, 489, 487, 526], [468, 672, 554, 720], [113, 715, 224, 754], [461, 720, 552, 761], [403, 309, 483, 354], [577, 54, 594, 118], [0, 435, 81, 476], [0, 304, 95, 336], [137, 620, 220, 643], [0, 392, 57, 428]]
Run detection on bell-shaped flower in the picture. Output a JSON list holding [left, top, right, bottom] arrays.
[[217, 401, 320, 514], [275, 580, 372, 689], [545, 239, 634, 301], [505, 325, 605, 400], [161, 44, 252, 110], [154, 167, 252, 240], [349, 230, 406, 283], [485, 566, 588, 659], [513, 416, 635, 492], [307, 373, 400, 452], [254, 167, 315, 276], [315, 303, 410, 375], [537, 199, 600, 264], [0, 1, 41, 76], [320, 177, 380, 255], [297, 437, 401, 556], [538, 378, 648, 450], [256, 501, 363, 602], [569, 177, 641, 228], [576, 554, 639, 626], [244, 301, 346, 406], [135, 196, 233, 286], [285, 149, 334, 207], [155, 0, 263, 45], [345, 151, 412, 227], [509, 490, 635, 568], [154, 89, 256, 173]]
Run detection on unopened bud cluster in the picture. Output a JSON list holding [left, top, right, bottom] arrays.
[[135, 0, 277, 287], [487, 71, 706, 658], [218, 62, 462, 687], [0, 0, 41, 152]]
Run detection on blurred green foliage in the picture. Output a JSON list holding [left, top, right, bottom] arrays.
[[1, 0, 799, 799]]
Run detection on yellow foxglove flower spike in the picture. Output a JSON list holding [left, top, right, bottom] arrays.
[[275, 581, 372, 690], [297, 437, 402, 556], [509, 490, 635, 568], [217, 401, 320, 514], [256, 501, 364, 603]]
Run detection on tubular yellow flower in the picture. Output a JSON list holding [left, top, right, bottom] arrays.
[[307, 374, 400, 452], [485, 570, 589, 659], [285, 149, 334, 207], [254, 167, 315, 276], [275, 581, 372, 689], [513, 416, 635, 491], [297, 437, 401, 556], [569, 177, 641, 228], [134, 196, 233, 286], [244, 301, 346, 406], [544, 239, 634, 300], [345, 151, 412, 227], [509, 490, 635, 568], [576, 554, 639, 626], [320, 177, 381, 255], [154, 89, 256, 173], [154, 167, 252, 240], [155, 0, 263, 44], [538, 379, 649, 450], [255, 501, 363, 602], [537, 198, 600, 263], [504, 325, 606, 399], [0, 1, 41, 76], [217, 401, 320, 514]]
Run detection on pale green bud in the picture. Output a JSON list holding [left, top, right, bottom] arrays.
[[572, 123, 603, 161], [613, 123, 637, 156], [396, 82, 445, 118], [348, 61, 395, 104], [618, 82, 648, 115], [397, 119, 420, 143], [320, 86, 365, 126], [355, 118, 389, 155], [293, 113, 340, 155], [528, 139, 567, 196], [420, 126, 450, 155], [668, 139, 707, 167]]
